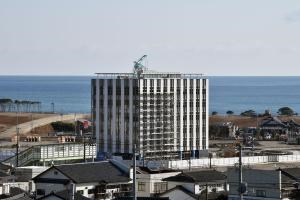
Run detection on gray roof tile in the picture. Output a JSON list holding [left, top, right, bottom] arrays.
[[54, 161, 130, 184]]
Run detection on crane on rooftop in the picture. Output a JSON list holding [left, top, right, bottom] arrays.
[[133, 55, 147, 77]]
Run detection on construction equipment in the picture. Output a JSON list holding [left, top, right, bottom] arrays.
[[133, 55, 147, 77]]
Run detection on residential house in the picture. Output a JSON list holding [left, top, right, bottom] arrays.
[[0, 187, 32, 200], [33, 161, 132, 200], [37, 189, 90, 200], [161, 170, 227, 200], [0, 170, 15, 196], [260, 117, 300, 141], [227, 167, 300, 200], [136, 167, 180, 197]]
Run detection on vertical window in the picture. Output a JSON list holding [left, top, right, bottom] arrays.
[[150, 79, 154, 87], [154, 182, 168, 193], [138, 182, 146, 191], [203, 79, 206, 89]]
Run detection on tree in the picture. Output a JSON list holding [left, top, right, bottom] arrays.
[[278, 107, 295, 116], [51, 121, 75, 132], [0, 99, 42, 113], [226, 110, 234, 115], [212, 111, 218, 116], [240, 110, 257, 117]]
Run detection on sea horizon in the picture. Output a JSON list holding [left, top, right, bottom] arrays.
[[1, 75, 300, 115]]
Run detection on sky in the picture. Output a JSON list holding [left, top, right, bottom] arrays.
[[1, 0, 300, 76]]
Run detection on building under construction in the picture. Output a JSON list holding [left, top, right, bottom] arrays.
[[92, 56, 209, 160]]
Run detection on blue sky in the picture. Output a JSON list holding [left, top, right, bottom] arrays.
[[1, 0, 300, 75]]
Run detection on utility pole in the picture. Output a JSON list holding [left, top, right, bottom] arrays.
[[31, 114, 34, 133], [189, 141, 192, 171], [209, 153, 212, 169], [16, 111, 19, 167], [133, 144, 137, 200], [206, 183, 208, 200], [83, 136, 86, 162], [238, 144, 243, 200], [16, 127, 19, 167]]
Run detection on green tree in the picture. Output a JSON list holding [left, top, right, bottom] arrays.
[[212, 111, 218, 115], [226, 110, 234, 115], [278, 107, 294, 116], [240, 110, 257, 117], [51, 121, 75, 132]]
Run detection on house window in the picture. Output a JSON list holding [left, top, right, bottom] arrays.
[[54, 171, 58, 175], [36, 189, 45, 196], [256, 190, 266, 197], [88, 189, 94, 194], [138, 182, 146, 191], [154, 182, 168, 193], [77, 190, 84, 195]]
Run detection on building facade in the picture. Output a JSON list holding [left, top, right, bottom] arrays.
[[92, 70, 209, 160]]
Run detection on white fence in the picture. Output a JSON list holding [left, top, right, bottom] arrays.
[[167, 155, 300, 169], [40, 143, 96, 161]]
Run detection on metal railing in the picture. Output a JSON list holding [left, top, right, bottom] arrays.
[[2, 143, 96, 167]]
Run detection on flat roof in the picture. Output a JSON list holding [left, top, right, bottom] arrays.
[[94, 72, 206, 79]]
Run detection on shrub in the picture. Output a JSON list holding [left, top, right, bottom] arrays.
[[212, 111, 218, 115], [240, 110, 257, 117], [226, 110, 234, 115], [278, 107, 295, 116], [51, 121, 75, 132]]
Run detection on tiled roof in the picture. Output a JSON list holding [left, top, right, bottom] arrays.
[[53, 161, 130, 184], [0, 187, 32, 200], [55, 190, 91, 200], [37, 189, 90, 200], [0, 171, 9, 177], [0, 162, 12, 171], [280, 168, 300, 180], [163, 170, 226, 183], [159, 185, 197, 200], [115, 197, 169, 200], [260, 117, 288, 128]]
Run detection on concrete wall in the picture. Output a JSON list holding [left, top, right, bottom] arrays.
[[167, 154, 300, 169], [76, 182, 99, 199]]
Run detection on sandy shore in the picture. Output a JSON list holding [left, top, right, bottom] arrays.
[[0, 112, 56, 132], [0, 112, 90, 139]]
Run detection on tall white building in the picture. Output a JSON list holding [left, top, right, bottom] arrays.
[[92, 69, 209, 160]]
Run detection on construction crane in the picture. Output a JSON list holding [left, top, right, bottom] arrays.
[[133, 55, 147, 77]]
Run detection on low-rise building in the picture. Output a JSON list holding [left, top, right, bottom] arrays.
[[0, 171, 15, 196], [136, 167, 180, 197], [33, 161, 132, 200], [227, 167, 300, 200], [14, 166, 49, 192], [37, 189, 90, 200], [161, 170, 227, 200]]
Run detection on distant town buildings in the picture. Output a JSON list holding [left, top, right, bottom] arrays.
[[92, 68, 209, 160], [260, 116, 300, 142]]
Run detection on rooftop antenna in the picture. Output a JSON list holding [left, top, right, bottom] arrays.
[[133, 55, 147, 78]]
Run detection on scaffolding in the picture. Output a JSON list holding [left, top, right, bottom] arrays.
[[139, 92, 178, 160]]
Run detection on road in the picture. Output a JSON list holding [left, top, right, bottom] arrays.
[[0, 113, 89, 139]]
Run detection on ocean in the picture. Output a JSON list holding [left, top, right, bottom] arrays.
[[0, 76, 300, 115]]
